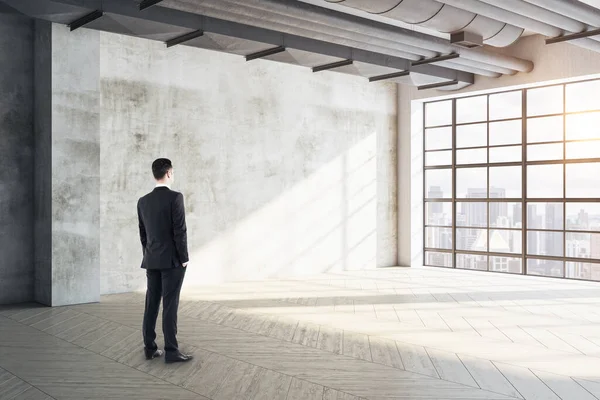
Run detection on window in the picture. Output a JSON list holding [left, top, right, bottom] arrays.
[[527, 165, 563, 198], [489, 146, 521, 163], [566, 163, 600, 198], [456, 123, 487, 148], [456, 167, 487, 198], [489, 166, 521, 198], [527, 116, 563, 143], [489, 120, 521, 146], [456, 148, 487, 165], [457, 96, 487, 124], [423, 80, 600, 281], [425, 169, 452, 199], [527, 85, 563, 117], [425, 127, 452, 150], [425, 100, 452, 127], [426, 202, 452, 226], [425, 150, 452, 166], [457, 253, 487, 271]]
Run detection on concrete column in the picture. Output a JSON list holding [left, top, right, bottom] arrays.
[[376, 92, 399, 267], [34, 22, 100, 306], [0, 12, 34, 304]]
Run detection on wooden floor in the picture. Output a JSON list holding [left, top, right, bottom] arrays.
[[3, 267, 600, 399]]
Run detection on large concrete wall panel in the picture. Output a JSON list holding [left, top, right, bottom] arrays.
[[100, 33, 397, 294], [49, 24, 100, 306], [0, 13, 34, 305]]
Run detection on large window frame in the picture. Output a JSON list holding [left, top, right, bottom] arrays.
[[423, 79, 600, 281]]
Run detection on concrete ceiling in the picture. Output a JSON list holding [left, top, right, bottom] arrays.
[[2, 0, 599, 90], [10, 0, 600, 90]]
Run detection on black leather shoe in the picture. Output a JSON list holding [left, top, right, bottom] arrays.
[[165, 352, 193, 364], [144, 348, 164, 360]]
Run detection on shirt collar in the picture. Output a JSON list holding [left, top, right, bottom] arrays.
[[155, 183, 171, 189]]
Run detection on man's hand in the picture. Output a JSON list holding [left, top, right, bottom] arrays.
[[183, 262, 188, 268]]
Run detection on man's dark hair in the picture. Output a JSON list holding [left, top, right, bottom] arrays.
[[152, 158, 173, 180]]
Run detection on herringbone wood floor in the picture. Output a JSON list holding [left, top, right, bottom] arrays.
[[2, 267, 600, 399]]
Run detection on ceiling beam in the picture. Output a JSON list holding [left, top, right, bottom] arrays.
[[15, 0, 474, 84], [245, 46, 286, 61], [369, 71, 410, 83], [312, 59, 352, 73], [417, 80, 459, 90], [139, 0, 163, 11], [412, 53, 459, 66], [68, 9, 102, 31], [165, 29, 203, 48], [546, 28, 600, 44]]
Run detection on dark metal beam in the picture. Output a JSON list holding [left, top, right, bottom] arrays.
[[417, 79, 459, 90], [24, 0, 475, 84], [245, 46, 285, 61], [68, 10, 102, 31], [368, 70, 410, 83], [312, 59, 352, 73], [139, 0, 163, 11], [165, 30, 203, 48], [412, 53, 459, 66], [546, 28, 600, 44]]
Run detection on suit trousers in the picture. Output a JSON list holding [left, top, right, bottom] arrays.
[[142, 267, 186, 354]]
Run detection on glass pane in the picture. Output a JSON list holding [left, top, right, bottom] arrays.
[[489, 146, 522, 163], [527, 116, 563, 143], [566, 80, 600, 113], [425, 101, 452, 127], [489, 166, 521, 198], [489, 120, 522, 146], [566, 163, 600, 198], [457, 96, 487, 124], [527, 85, 563, 117], [490, 256, 522, 273], [566, 112, 600, 141], [425, 251, 453, 268], [490, 202, 522, 228], [527, 258, 564, 278], [566, 261, 600, 281], [527, 231, 563, 257], [456, 202, 487, 227], [566, 203, 600, 231], [490, 229, 521, 254], [457, 228, 487, 252], [527, 203, 563, 230], [425, 150, 452, 166], [456, 253, 488, 271], [566, 141, 600, 160], [527, 164, 563, 198], [456, 123, 487, 148], [527, 143, 563, 161], [425, 227, 452, 250], [425, 127, 452, 150], [425, 202, 452, 226], [489, 91, 522, 120], [425, 169, 452, 199], [456, 167, 487, 198], [566, 232, 600, 259], [457, 148, 487, 165]]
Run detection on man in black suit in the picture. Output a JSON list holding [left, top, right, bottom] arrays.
[[138, 158, 193, 364]]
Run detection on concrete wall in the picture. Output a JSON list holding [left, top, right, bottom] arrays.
[[48, 24, 101, 306], [398, 34, 600, 268], [0, 13, 34, 304], [100, 33, 398, 294], [34, 22, 101, 306]]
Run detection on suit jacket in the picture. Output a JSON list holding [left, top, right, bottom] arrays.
[[137, 186, 189, 269]]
